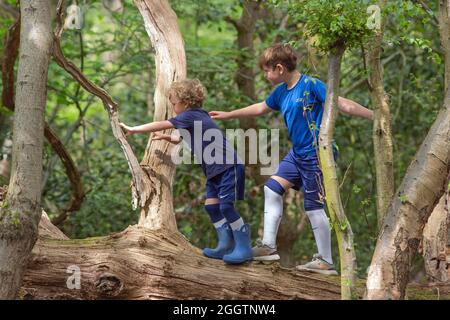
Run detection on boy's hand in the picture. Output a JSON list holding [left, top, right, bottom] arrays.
[[209, 111, 231, 120], [152, 132, 182, 144], [151, 132, 171, 142], [119, 122, 135, 136]]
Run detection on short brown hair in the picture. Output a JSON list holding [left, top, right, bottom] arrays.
[[259, 43, 298, 72], [168, 79, 207, 108]]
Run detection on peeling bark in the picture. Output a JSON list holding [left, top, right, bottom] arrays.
[[20, 222, 342, 300], [422, 195, 449, 282], [133, 0, 186, 232]]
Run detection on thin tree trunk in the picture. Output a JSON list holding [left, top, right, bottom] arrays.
[[225, 0, 265, 186], [133, 0, 186, 232], [1, 11, 85, 227], [44, 123, 85, 226], [0, 0, 52, 299], [440, 0, 450, 92], [367, 0, 394, 230], [365, 0, 450, 300], [318, 44, 357, 300]]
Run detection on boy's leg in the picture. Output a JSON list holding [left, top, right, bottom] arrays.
[[204, 178, 226, 227], [204, 198, 226, 228], [296, 156, 337, 275], [261, 176, 290, 247], [203, 180, 234, 260], [216, 165, 246, 230], [218, 165, 253, 264], [253, 150, 300, 261]]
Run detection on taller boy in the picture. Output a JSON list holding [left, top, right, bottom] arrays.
[[210, 44, 373, 275]]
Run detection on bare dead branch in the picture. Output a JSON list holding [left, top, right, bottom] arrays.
[[52, 0, 152, 209]]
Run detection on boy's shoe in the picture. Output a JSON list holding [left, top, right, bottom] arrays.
[[295, 254, 338, 276], [203, 223, 234, 260], [223, 224, 253, 264], [252, 239, 280, 262]]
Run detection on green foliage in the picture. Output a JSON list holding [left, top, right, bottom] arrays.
[[399, 194, 408, 204], [279, 0, 376, 51]]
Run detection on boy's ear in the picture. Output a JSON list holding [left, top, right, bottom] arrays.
[[275, 63, 285, 74]]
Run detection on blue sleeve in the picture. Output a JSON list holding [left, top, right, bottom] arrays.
[[168, 111, 193, 129], [265, 86, 282, 111], [311, 78, 327, 103]]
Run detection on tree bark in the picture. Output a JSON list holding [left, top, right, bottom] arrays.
[[0, 0, 53, 299], [422, 194, 449, 282], [366, 0, 450, 300], [133, 0, 186, 232], [318, 44, 358, 300], [367, 0, 394, 230], [19, 222, 342, 300], [1, 11, 85, 227], [366, 93, 450, 299], [19, 219, 450, 300], [440, 0, 450, 92]]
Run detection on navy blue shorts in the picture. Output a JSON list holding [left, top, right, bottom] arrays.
[[273, 149, 327, 211], [205, 164, 245, 203]]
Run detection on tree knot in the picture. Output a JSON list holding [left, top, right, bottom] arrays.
[[95, 273, 123, 297]]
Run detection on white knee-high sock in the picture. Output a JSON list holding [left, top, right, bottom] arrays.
[[305, 209, 333, 264], [262, 186, 284, 248]]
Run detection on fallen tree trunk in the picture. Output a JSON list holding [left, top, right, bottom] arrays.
[[20, 223, 342, 300], [20, 220, 450, 300]]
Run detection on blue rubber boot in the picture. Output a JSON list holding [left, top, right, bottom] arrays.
[[203, 223, 235, 259], [223, 224, 253, 264]]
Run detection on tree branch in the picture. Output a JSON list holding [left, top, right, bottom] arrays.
[[52, 0, 152, 210], [0, 0, 19, 19], [413, 0, 440, 27]]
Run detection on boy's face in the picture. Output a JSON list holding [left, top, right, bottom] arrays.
[[263, 64, 285, 85], [169, 94, 187, 114]]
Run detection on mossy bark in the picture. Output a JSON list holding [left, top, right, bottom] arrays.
[[367, 0, 394, 230], [318, 44, 358, 300]]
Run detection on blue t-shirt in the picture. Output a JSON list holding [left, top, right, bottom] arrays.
[[265, 75, 326, 158], [168, 108, 242, 179]]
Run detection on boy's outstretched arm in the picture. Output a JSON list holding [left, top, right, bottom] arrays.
[[338, 97, 374, 120], [119, 120, 174, 136], [152, 131, 182, 144], [209, 101, 271, 120]]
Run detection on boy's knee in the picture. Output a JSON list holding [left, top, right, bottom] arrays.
[[219, 202, 235, 214], [304, 199, 324, 212], [265, 178, 286, 196]]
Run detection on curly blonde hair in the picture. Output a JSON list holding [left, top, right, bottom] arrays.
[[168, 79, 207, 109]]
